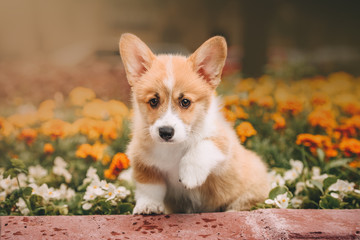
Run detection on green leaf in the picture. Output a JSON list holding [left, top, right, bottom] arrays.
[[30, 195, 44, 209], [34, 207, 46, 215], [301, 197, 319, 209], [309, 180, 324, 194], [319, 194, 341, 209], [23, 187, 33, 197], [10, 159, 26, 171], [269, 186, 288, 199], [323, 176, 338, 190], [118, 203, 134, 214], [324, 158, 351, 171], [316, 148, 325, 162]]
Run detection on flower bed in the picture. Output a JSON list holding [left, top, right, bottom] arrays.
[[0, 72, 360, 216]]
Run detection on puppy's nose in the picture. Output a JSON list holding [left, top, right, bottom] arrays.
[[159, 126, 174, 141]]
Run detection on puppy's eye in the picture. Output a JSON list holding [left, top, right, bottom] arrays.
[[180, 98, 191, 108], [149, 98, 159, 108]]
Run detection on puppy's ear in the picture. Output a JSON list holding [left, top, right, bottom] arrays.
[[189, 36, 227, 88], [119, 33, 155, 86]]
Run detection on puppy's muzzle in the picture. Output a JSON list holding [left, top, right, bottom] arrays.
[[159, 126, 174, 141]]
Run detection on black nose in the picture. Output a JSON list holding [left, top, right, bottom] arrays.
[[159, 126, 174, 141]]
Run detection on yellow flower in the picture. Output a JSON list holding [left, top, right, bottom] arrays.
[[37, 100, 56, 121], [0, 117, 14, 137], [236, 78, 256, 92], [82, 99, 109, 119], [7, 113, 37, 128], [236, 122, 257, 143], [107, 100, 130, 118], [69, 87, 96, 106]]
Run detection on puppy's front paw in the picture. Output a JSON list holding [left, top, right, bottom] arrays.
[[133, 199, 165, 215], [179, 162, 209, 189]]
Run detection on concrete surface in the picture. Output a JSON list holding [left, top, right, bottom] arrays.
[[1, 209, 360, 239]]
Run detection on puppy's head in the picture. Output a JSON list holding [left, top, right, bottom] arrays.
[[119, 33, 227, 143]]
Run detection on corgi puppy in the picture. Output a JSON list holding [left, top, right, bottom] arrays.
[[119, 33, 269, 214]]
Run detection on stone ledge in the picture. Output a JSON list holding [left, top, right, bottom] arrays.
[[1, 209, 359, 239]]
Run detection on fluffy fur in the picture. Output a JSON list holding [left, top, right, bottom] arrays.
[[119, 33, 270, 214]]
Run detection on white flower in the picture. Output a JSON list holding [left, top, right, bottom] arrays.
[[53, 156, 72, 183], [29, 165, 48, 179], [82, 202, 93, 210], [330, 192, 340, 199], [295, 182, 306, 196], [265, 199, 275, 205], [354, 189, 360, 194], [54, 156, 68, 168], [311, 167, 328, 183], [290, 159, 303, 174], [83, 191, 96, 201], [265, 193, 290, 209], [0, 176, 13, 192], [16, 198, 30, 215], [83, 166, 100, 185], [291, 197, 303, 208], [86, 180, 104, 197], [115, 186, 130, 199], [105, 184, 117, 201], [59, 184, 75, 201], [274, 193, 290, 209], [284, 169, 299, 182], [328, 179, 355, 193], [0, 191, 6, 201], [31, 183, 60, 201], [269, 172, 285, 188]]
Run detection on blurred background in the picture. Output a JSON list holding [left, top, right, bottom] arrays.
[[1, 0, 360, 105]]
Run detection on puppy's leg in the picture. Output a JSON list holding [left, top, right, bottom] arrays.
[[132, 162, 166, 214], [133, 182, 166, 214], [179, 140, 225, 189]]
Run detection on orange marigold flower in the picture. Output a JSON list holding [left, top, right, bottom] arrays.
[[257, 96, 274, 108], [308, 109, 337, 130], [349, 159, 360, 168], [223, 95, 240, 107], [342, 102, 360, 116], [104, 153, 130, 180], [43, 143, 55, 155], [311, 92, 329, 107], [234, 106, 249, 119], [339, 138, 360, 157], [236, 122, 257, 143], [69, 87, 96, 106], [76, 142, 107, 161], [222, 108, 237, 123], [18, 128, 37, 145], [296, 133, 337, 158], [271, 113, 286, 130], [278, 98, 303, 115], [41, 119, 72, 140]]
